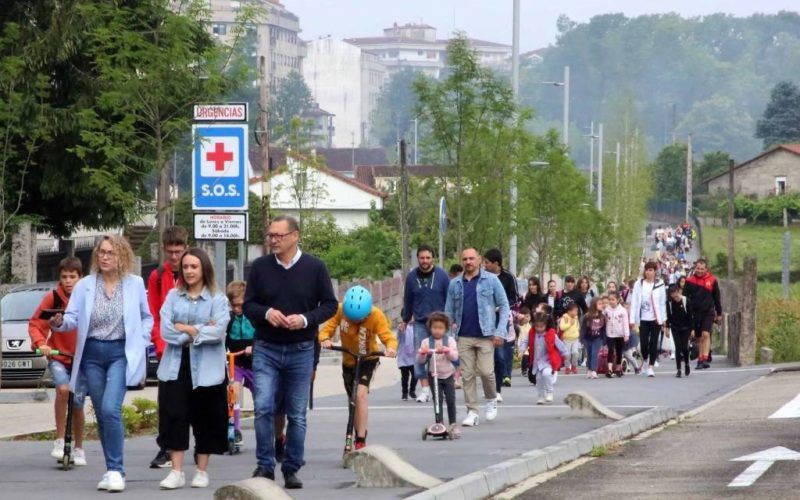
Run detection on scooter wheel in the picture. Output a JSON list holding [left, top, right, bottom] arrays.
[[62, 454, 71, 471]]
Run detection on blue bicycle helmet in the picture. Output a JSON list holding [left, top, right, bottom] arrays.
[[342, 285, 373, 322]]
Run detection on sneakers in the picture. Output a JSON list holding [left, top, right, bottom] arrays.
[[485, 399, 498, 421], [685, 364, 691, 377], [252, 467, 274, 480], [51, 439, 65, 460], [107, 471, 125, 492], [545, 393, 553, 403], [502, 377, 511, 387], [416, 387, 431, 403], [585, 371, 592, 379], [676, 369, 682, 378], [449, 424, 461, 439], [150, 449, 172, 469], [73, 447, 87, 466], [97, 473, 110, 490], [284, 472, 303, 489], [536, 397, 545, 405], [191, 470, 209, 488], [605, 371, 613, 379], [590, 371, 598, 379], [647, 367, 655, 377], [402, 394, 408, 401], [160, 470, 186, 490], [461, 411, 479, 427], [234, 430, 243, 446], [496, 393, 503, 403]]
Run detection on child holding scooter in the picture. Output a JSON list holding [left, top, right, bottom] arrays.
[[417, 312, 460, 438], [319, 286, 397, 451]]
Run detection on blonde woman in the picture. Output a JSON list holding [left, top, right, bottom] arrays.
[[50, 235, 153, 492]]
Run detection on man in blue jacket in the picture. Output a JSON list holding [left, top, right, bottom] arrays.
[[445, 248, 510, 427], [399, 245, 450, 403]]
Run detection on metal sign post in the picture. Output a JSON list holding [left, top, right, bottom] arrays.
[[439, 196, 447, 268]]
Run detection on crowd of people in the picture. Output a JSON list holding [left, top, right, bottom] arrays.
[[26, 217, 722, 493]]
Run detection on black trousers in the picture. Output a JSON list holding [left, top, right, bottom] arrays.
[[673, 329, 691, 368], [605, 337, 625, 366], [400, 366, 417, 397], [640, 321, 661, 366], [158, 349, 228, 455], [428, 375, 456, 425]]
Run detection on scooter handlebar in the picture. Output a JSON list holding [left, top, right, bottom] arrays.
[[328, 345, 385, 359], [35, 348, 73, 357]]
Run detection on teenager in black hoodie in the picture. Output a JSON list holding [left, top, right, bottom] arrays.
[[666, 284, 694, 378]]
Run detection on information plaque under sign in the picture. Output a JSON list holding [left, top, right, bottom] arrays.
[[194, 213, 248, 241]]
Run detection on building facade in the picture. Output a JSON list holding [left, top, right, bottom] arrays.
[[303, 38, 387, 148], [345, 22, 512, 79], [706, 144, 800, 198]]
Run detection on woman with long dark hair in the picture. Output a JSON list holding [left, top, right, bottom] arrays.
[[522, 277, 546, 311], [157, 248, 230, 490]]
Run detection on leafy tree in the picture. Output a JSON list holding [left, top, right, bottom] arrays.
[[270, 70, 313, 143], [652, 144, 688, 201], [372, 68, 423, 149], [321, 212, 401, 281], [694, 151, 730, 193], [755, 81, 800, 149], [676, 95, 759, 162]]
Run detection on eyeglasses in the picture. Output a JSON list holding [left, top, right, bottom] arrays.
[[267, 231, 297, 241], [98, 250, 116, 259]]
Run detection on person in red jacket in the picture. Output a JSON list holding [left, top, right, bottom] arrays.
[[684, 258, 722, 370], [518, 312, 562, 405], [29, 257, 87, 465], [147, 225, 188, 469]]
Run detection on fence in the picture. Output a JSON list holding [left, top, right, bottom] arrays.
[[335, 275, 404, 324]]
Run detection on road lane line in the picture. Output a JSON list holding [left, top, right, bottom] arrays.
[[310, 404, 655, 411], [728, 460, 773, 487], [768, 392, 800, 419]]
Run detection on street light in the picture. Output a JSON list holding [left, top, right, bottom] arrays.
[[583, 122, 598, 193], [540, 65, 570, 147]]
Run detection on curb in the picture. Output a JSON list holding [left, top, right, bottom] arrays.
[[0, 390, 50, 404], [407, 406, 677, 500]]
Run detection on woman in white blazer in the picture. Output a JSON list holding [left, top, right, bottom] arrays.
[[628, 261, 667, 377], [51, 235, 153, 492]]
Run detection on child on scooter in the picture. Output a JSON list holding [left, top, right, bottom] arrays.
[[417, 312, 460, 437], [319, 286, 397, 450], [224, 281, 255, 446], [518, 312, 562, 404]]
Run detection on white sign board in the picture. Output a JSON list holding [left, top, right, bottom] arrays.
[[193, 103, 248, 122], [194, 213, 248, 241]]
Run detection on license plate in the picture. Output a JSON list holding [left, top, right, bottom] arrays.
[[2, 359, 33, 369]]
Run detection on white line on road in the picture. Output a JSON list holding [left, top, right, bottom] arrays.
[[311, 404, 656, 411], [768, 392, 800, 419], [729, 446, 800, 487], [728, 460, 774, 488]]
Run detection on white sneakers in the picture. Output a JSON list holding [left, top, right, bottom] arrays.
[[485, 399, 498, 421], [98, 471, 125, 492], [160, 470, 186, 490], [647, 367, 655, 377], [545, 393, 554, 403], [496, 393, 503, 403], [462, 411, 479, 427], [73, 447, 87, 466], [415, 387, 431, 403], [160, 469, 209, 489], [51, 439, 64, 460], [536, 397, 545, 405]]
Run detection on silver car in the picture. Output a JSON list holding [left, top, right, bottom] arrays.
[[0, 283, 54, 388]]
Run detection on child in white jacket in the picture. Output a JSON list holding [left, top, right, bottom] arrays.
[[603, 292, 629, 378]]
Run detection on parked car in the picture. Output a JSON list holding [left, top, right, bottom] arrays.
[[1, 283, 53, 388]]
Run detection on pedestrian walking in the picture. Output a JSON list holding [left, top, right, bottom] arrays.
[[629, 261, 667, 377], [49, 235, 154, 492], [603, 292, 630, 378], [397, 321, 418, 401], [482, 248, 520, 394], [580, 299, 606, 379], [683, 258, 722, 370], [666, 284, 694, 378], [558, 303, 581, 374], [519, 312, 562, 404], [244, 215, 338, 489]]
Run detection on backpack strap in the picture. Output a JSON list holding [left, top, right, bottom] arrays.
[[51, 290, 63, 310]]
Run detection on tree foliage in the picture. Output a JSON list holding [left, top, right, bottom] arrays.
[[652, 144, 688, 201], [372, 68, 424, 150], [755, 81, 800, 149], [270, 70, 314, 143]]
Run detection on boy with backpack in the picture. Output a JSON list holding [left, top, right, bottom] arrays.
[[29, 257, 88, 465]]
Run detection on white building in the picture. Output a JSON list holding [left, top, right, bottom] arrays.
[[345, 22, 512, 79], [206, 0, 305, 92], [303, 38, 387, 148], [251, 157, 386, 231]]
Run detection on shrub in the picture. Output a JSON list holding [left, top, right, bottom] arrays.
[[121, 405, 142, 437], [131, 398, 159, 429], [757, 298, 800, 362]]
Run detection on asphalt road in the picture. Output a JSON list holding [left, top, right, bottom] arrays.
[[0, 358, 771, 499], [515, 370, 800, 500]]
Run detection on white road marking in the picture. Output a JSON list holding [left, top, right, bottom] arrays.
[[310, 404, 655, 411], [768, 392, 800, 419], [728, 446, 800, 487]]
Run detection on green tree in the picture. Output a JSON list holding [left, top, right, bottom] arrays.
[[755, 81, 800, 149], [695, 151, 730, 193], [372, 68, 423, 149], [652, 144, 688, 201], [676, 95, 759, 162], [270, 70, 313, 143]]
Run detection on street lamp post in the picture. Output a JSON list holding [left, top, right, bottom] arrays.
[[597, 123, 604, 211], [583, 121, 597, 193], [509, 0, 520, 277], [540, 65, 571, 148]]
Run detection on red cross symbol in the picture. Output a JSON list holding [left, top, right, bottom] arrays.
[[206, 142, 233, 171]]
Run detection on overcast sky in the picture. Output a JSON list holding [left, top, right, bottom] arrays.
[[285, 0, 799, 51]]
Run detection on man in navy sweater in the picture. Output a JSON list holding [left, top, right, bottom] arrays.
[[244, 215, 338, 489], [399, 245, 450, 402]]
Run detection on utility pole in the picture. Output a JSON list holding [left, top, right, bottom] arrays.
[[413, 117, 419, 165], [783, 207, 790, 298], [563, 65, 570, 148], [585, 121, 596, 193], [399, 140, 410, 276], [727, 158, 735, 279], [597, 123, 604, 211], [259, 55, 271, 243], [686, 133, 693, 222], [508, 0, 520, 277]]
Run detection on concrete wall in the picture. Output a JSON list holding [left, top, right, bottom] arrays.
[[708, 149, 800, 198]]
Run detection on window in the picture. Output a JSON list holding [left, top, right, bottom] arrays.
[[776, 176, 787, 195], [212, 23, 227, 36]]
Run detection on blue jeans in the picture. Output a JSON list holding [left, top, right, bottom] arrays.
[[502, 340, 515, 379], [253, 339, 314, 474], [412, 322, 429, 379], [585, 337, 604, 372], [493, 342, 508, 392], [81, 339, 127, 473]]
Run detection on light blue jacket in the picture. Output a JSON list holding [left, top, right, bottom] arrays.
[[444, 270, 511, 339], [55, 274, 153, 392], [157, 287, 230, 389]]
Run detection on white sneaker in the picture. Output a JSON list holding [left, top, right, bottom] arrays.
[[461, 411, 479, 427], [670, 353, 676, 360], [545, 393, 553, 403], [73, 447, 87, 466], [160, 469, 186, 489], [415, 388, 431, 403], [496, 393, 503, 403], [654, 360, 660, 367], [97, 473, 110, 491], [485, 399, 498, 421], [536, 397, 545, 405], [51, 439, 64, 460], [191, 470, 209, 488], [647, 367, 655, 377], [107, 471, 125, 492]]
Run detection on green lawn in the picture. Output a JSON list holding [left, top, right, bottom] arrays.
[[702, 225, 800, 283]]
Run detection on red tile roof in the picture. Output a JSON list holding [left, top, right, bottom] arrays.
[[703, 144, 800, 184]]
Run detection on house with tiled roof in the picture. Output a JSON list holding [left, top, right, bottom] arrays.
[[355, 164, 443, 191], [705, 144, 800, 198]]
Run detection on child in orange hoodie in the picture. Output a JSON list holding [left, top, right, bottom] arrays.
[[28, 257, 88, 465]]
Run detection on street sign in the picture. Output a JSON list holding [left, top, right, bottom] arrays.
[[193, 103, 248, 122], [439, 196, 447, 234], [728, 446, 800, 487], [192, 124, 249, 211], [194, 213, 248, 241]]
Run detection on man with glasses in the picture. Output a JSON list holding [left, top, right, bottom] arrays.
[[244, 215, 338, 489], [147, 226, 188, 469]]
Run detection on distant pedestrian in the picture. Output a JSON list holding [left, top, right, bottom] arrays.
[[580, 299, 606, 379], [482, 248, 520, 394], [554, 275, 588, 320], [683, 258, 722, 370], [558, 303, 581, 374], [603, 292, 630, 378], [522, 277, 546, 312], [449, 263, 464, 280], [629, 261, 667, 377], [397, 322, 418, 401], [666, 284, 694, 378]]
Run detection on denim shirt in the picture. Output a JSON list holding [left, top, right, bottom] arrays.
[[157, 287, 230, 388], [444, 269, 510, 339]]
